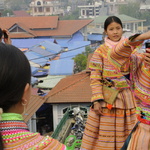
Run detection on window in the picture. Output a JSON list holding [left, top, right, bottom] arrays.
[[37, 1, 41, 5], [46, 7, 50, 12], [82, 10, 85, 15], [110, 5, 113, 11], [11, 27, 25, 33], [39, 7, 43, 12], [34, 8, 37, 12]]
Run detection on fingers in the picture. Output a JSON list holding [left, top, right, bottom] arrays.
[[143, 50, 150, 65], [93, 103, 104, 115], [2, 29, 11, 44], [145, 48, 150, 54], [144, 59, 150, 65]]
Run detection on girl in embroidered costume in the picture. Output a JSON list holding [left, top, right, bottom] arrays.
[[108, 31, 150, 149], [0, 43, 66, 150], [81, 16, 143, 150]]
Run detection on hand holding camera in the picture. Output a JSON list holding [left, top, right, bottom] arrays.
[[144, 42, 150, 65], [2, 29, 11, 44]]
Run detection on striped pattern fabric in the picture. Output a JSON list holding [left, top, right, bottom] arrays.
[[127, 123, 150, 150], [81, 42, 137, 150], [0, 113, 66, 150], [109, 37, 150, 149], [81, 107, 136, 150]]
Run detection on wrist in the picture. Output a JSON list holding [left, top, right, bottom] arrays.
[[92, 99, 103, 105], [93, 101, 100, 105]]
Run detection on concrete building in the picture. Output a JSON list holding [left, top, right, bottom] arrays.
[[29, 0, 64, 16], [78, 0, 128, 19], [88, 14, 146, 34], [0, 0, 4, 16]]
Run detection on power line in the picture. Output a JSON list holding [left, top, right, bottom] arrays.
[[28, 41, 100, 61]]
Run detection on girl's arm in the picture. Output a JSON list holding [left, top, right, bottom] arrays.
[[108, 34, 144, 68], [89, 48, 104, 102]]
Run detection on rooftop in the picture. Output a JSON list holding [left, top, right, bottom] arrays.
[[45, 70, 92, 103]]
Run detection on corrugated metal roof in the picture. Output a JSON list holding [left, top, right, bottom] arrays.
[[22, 95, 46, 122], [56, 38, 70, 48], [30, 47, 52, 59], [94, 14, 146, 24], [12, 38, 54, 49], [45, 70, 92, 103], [33, 41, 62, 53], [60, 41, 90, 59], [25, 51, 48, 67], [31, 66, 39, 75], [69, 31, 84, 42], [49, 59, 74, 75], [31, 76, 38, 86], [37, 75, 67, 88], [88, 34, 103, 41], [0, 16, 93, 38], [55, 32, 84, 48]]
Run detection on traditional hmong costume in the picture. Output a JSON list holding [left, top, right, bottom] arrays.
[[81, 37, 139, 150], [109, 36, 150, 150], [0, 113, 66, 150]]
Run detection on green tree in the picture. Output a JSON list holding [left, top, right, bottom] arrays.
[[118, 2, 140, 18], [138, 11, 150, 26], [73, 46, 93, 73], [73, 54, 87, 73], [118, 1, 150, 26], [60, 9, 79, 20], [1, 9, 13, 17]]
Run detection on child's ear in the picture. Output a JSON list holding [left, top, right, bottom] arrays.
[[22, 83, 31, 102], [24, 83, 30, 93]]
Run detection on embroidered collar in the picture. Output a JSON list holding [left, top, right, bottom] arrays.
[[0, 113, 28, 131], [1, 113, 23, 121]]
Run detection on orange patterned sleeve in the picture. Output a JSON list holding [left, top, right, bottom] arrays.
[[89, 48, 104, 102], [108, 37, 144, 68]]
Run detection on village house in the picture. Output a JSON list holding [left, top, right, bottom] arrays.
[[0, 16, 93, 40], [78, 0, 128, 19], [44, 70, 92, 131], [29, 0, 64, 16], [0, 15, 94, 134], [88, 14, 146, 34], [22, 69, 92, 135]]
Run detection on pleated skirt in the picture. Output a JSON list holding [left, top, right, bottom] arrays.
[[127, 122, 150, 150], [80, 107, 136, 150]]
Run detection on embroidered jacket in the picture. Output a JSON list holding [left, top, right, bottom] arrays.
[[89, 42, 137, 109], [109, 38, 150, 124], [0, 113, 66, 150]]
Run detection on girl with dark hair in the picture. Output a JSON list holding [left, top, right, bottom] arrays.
[[109, 31, 150, 149], [81, 16, 139, 150], [0, 43, 66, 150]]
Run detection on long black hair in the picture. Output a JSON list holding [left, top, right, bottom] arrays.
[[0, 43, 31, 149], [104, 16, 123, 31]]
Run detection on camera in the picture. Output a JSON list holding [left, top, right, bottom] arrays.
[[145, 42, 150, 48], [3, 30, 8, 39], [145, 42, 150, 53]]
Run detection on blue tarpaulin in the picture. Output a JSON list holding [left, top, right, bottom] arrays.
[[31, 66, 39, 75], [25, 51, 48, 67], [87, 34, 103, 41], [55, 38, 71, 48], [12, 38, 54, 49], [32, 41, 61, 53], [49, 59, 74, 75], [25, 41, 62, 66], [60, 41, 90, 59]]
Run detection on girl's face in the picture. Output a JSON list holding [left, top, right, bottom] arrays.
[[105, 22, 123, 42]]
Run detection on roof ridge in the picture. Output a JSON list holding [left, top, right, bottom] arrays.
[[45, 73, 90, 100]]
